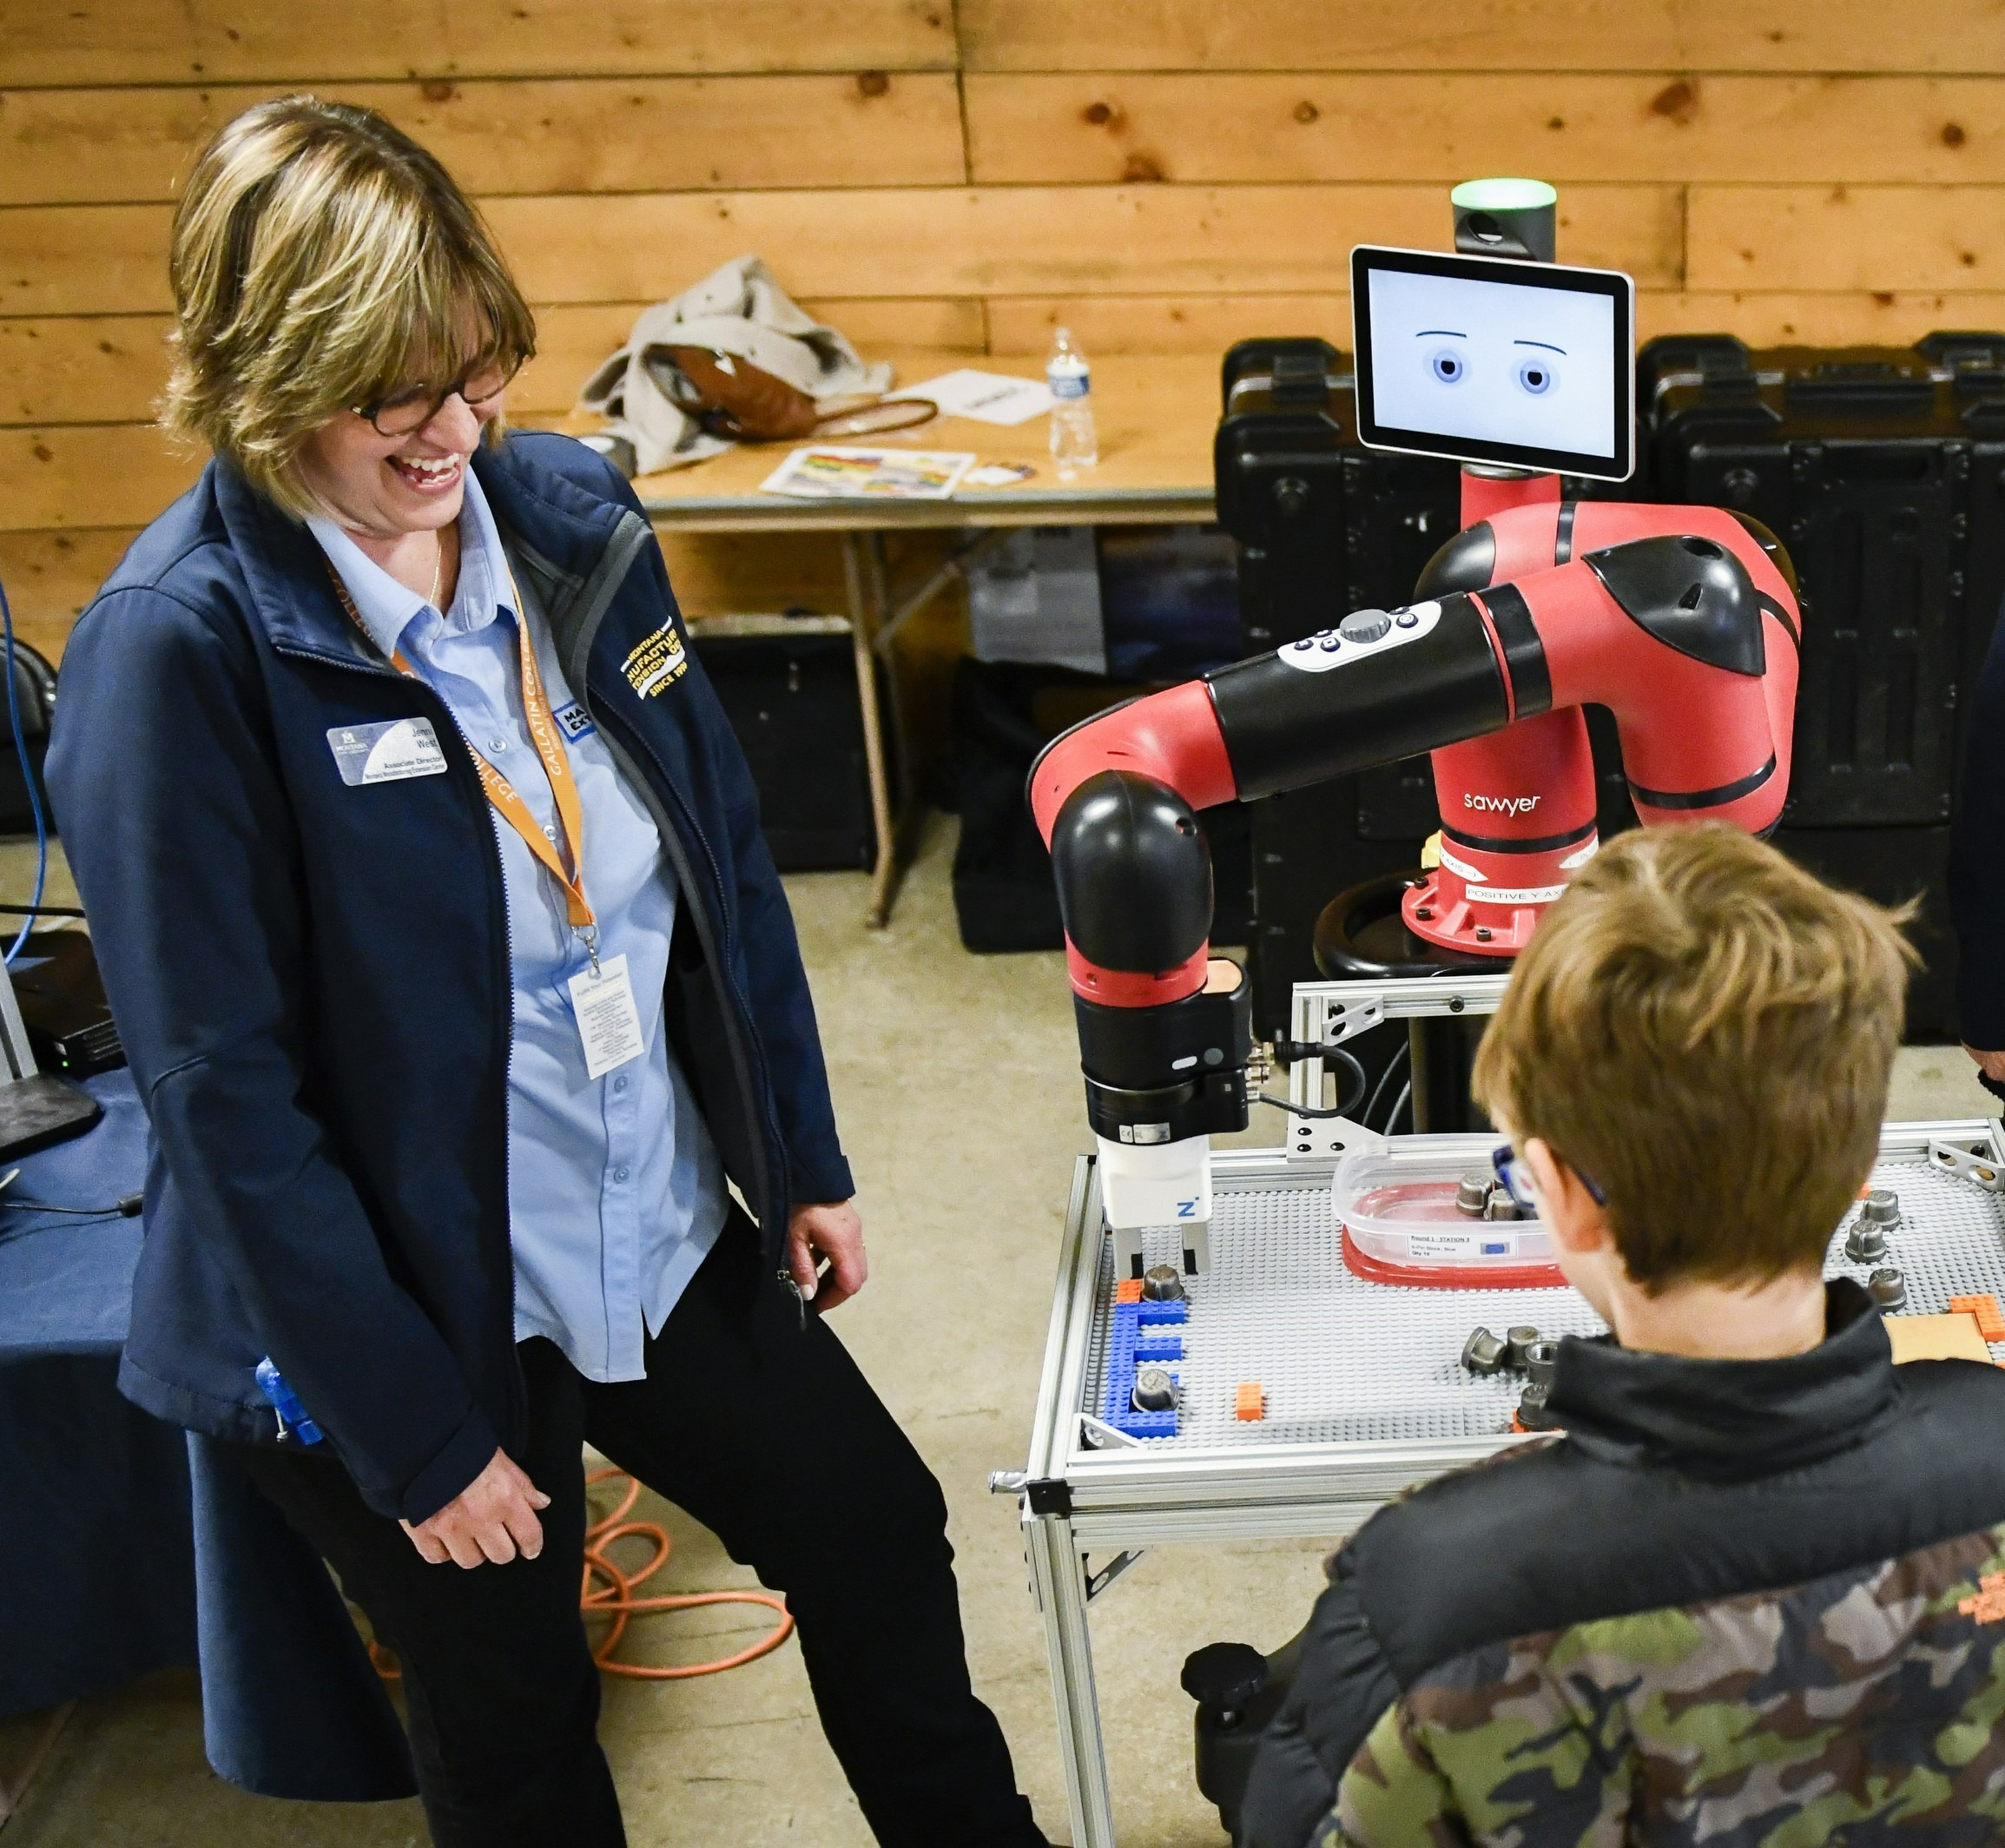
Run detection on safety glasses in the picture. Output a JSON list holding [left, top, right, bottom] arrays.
[[1491, 1142, 1606, 1212]]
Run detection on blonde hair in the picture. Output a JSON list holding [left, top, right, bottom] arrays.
[[1471, 824, 1916, 1293], [163, 97, 536, 518]]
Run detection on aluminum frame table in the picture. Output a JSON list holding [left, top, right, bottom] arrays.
[[1000, 1117, 2005, 1848]]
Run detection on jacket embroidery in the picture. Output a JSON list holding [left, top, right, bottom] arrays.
[[622, 621, 687, 697]]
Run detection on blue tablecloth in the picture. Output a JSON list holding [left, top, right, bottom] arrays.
[[0, 1069, 413, 1799], [0, 1069, 197, 1714]]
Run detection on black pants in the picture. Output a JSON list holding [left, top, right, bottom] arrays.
[[229, 1219, 1046, 1848]]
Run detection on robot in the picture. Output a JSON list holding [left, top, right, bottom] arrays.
[[1029, 182, 1804, 1267]]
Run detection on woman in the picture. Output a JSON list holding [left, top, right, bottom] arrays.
[[48, 98, 1046, 1848]]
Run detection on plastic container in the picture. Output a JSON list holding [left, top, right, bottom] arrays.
[[1332, 1140, 1565, 1289], [1046, 327, 1098, 476]]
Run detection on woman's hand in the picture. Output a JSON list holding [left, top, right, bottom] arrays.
[[1965, 1046, 2005, 1086], [400, 1447, 551, 1568], [788, 1198, 868, 1313]]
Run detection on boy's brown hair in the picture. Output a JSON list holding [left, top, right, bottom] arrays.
[[1472, 824, 1916, 1293]]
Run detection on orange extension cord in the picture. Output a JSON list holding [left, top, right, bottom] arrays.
[[369, 1466, 795, 1682]]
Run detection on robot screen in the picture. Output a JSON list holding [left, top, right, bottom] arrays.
[[1350, 244, 1635, 481]]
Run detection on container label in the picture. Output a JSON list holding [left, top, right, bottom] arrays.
[[1402, 1231, 1518, 1260], [1047, 371, 1091, 399]]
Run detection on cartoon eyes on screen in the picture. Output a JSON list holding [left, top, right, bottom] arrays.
[[1421, 333, 1562, 398]]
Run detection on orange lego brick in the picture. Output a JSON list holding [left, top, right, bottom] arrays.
[[1234, 1382, 1265, 1422], [1113, 1278, 1144, 1304], [1950, 1294, 2005, 1343]]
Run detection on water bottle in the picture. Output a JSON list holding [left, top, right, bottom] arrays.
[[1046, 328, 1098, 476]]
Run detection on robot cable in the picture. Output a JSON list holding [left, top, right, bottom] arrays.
[[1256, 1042, 1368, 1119]]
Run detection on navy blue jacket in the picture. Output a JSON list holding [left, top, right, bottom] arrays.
[[47, 432, 853, 1525]]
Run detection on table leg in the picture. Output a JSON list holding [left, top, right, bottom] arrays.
[[1026, 1512, 1118, 1848], [841, 531, 900, 928], [864, 532, 932, 922], [0, 1700, 75, 1832]]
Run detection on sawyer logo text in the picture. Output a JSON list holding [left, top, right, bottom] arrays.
[[1464, 793, 1541, 816]]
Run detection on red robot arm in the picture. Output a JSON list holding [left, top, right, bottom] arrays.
[[1408, 498, 1801, 954], [1027, 509, 1801, 1190]]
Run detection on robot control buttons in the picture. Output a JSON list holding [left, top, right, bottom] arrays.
[[1131, 1365, 1179, 1413], [1278, 600, 1442, 673]]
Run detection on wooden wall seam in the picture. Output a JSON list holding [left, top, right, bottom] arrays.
[[7, 2, 2005, 648]]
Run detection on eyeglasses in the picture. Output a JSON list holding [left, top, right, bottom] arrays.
[[353, 354, 521, 439], [1491, 1142, 1606, 1212]]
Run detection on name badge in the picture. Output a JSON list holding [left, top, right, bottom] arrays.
[[567, 953, 645, 1080], [326, 717, 448, 787]]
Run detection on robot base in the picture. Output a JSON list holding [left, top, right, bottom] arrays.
[[1400, 868, 1537, 957]]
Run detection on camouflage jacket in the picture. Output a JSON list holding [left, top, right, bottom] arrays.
[[1242, 1281, 2005, 1847]]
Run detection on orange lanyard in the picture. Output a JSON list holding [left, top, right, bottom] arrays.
[[324, 558, 600, 967]]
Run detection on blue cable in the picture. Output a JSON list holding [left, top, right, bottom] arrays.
[[0, 574, 47, 966]]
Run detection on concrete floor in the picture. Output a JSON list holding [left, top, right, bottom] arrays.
[[2, 817, 1996, 1846]]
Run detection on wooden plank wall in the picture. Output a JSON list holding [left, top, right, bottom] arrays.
[[9, 0, 2005, 649]]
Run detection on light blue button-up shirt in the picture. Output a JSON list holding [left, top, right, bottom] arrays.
[[309, 470, 727, 1383]]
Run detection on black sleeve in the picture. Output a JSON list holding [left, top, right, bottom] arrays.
[[1950, 590, 2005, 1049], [1242, 1546, 1404, 1848], [47, 585, 499, 1524]]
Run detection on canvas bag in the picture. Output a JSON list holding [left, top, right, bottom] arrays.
[[579, 255, 899, 473]]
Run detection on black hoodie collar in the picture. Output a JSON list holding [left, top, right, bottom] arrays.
[[1548, 1279, 1900, 1482]]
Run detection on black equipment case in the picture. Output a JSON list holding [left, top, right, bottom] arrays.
[[1215, 333, 2005, 1041], [688, 617, 881, 872], [1641, 331, 2005, 1037]]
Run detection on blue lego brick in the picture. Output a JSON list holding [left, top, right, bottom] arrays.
[[1106, 1402, 1178, 1439], [1101, 1299, 1182, 1439]]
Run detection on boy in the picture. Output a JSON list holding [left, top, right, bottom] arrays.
[[1243, 824, 2005, 1848]]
